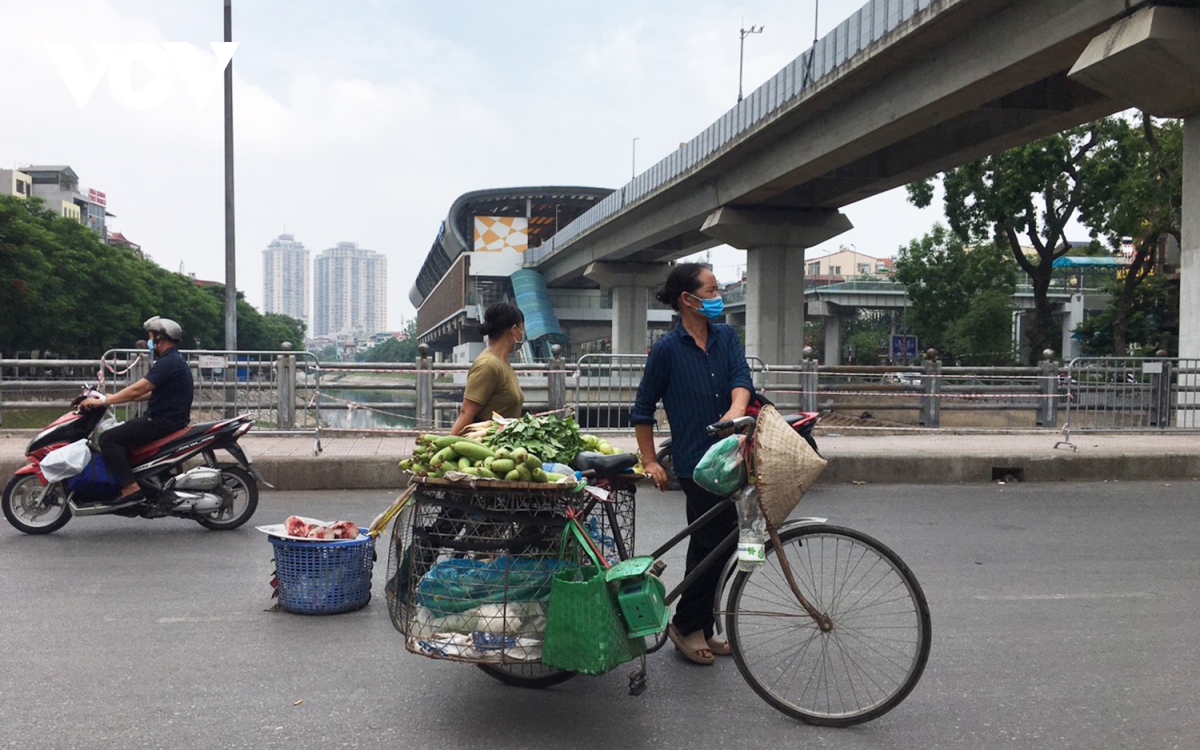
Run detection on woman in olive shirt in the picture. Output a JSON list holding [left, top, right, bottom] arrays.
[[449, 302, 526, 435]]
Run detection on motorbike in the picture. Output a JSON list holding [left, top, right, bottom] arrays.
[[655, 410, 820, 492], [2, 385, 271, 535]]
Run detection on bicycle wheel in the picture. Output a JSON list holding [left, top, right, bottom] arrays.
[[726, 524, 930, 727], [477, 661, 577, 688]]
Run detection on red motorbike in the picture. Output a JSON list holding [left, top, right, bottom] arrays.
[[3, 385, 269, 535]]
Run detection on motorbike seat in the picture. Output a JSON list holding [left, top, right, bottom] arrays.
[[781, 413, 815, 426], [129, 420, 225, 462], [571, 451, 638, 479]]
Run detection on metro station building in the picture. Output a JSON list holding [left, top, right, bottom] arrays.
[[409, 187, 676, 363]]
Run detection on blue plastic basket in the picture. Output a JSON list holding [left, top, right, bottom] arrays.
[[269, 530, 375, 615]]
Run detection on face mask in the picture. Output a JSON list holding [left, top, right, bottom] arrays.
[[513, 327, 525, 346], [147, 338, 157, 356], [688, 292, 725, 320]]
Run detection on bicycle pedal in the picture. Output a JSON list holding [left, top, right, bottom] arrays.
[[649, 560, 666, 577], [628, 668, 647, 697]]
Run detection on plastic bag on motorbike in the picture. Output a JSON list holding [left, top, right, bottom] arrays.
[[64, 453, 120, 501], [693, 434, 747, 496], [40, 439, 92, 482], [89, 413, 122, 450]]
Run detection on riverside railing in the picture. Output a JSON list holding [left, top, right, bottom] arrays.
[[8, 349, 1200, 438]]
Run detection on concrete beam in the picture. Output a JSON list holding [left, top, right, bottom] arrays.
[[699, 207, 853, 249], [1068, 6, 1200, 118], [582, 261, 672, 289]]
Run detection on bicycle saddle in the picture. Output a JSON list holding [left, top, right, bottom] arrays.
[[570, 451, 638, 479]]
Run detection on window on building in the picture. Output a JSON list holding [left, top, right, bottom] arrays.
[[858, 263, 870, 274], [831, 266, 841, 275], [807, 262, 821, 276]]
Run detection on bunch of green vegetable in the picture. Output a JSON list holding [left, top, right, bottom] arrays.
[[398, 434, 568, 482], [484, 413, 586, 466]]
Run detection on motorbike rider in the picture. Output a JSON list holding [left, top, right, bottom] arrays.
[[80, 316, 194, 502]]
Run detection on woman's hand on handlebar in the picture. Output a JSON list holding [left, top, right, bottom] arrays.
[[643, 459, 669, 492]]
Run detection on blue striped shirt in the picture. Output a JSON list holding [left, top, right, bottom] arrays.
[[631, 322, 754, 477]]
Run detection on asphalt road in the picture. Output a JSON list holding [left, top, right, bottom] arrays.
[[1, 480, 1197, 750]]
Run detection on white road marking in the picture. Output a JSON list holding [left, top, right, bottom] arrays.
[[973, 592, 1155, 601]]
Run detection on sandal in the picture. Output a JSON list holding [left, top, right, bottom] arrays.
[[667, 624, 714, 666], [707, 638, 732, 657]]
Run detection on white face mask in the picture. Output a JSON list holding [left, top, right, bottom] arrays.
[[513, 327, 525, 346]]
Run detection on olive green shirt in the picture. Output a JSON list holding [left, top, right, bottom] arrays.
[[464, 350, 524, 419]]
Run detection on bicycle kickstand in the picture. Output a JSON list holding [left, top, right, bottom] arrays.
[[628, 654, 648, 696]]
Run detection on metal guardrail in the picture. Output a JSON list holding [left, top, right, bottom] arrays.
[[1060, 357, 1200, 433], [9, 351, 1200, 437], [96, 348, 323, 435]]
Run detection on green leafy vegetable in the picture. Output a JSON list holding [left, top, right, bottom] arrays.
[[484, 413, 585, 465]]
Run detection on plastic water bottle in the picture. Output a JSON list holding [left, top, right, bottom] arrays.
[[735, 485, 766, 572]]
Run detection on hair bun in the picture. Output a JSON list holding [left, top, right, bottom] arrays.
[[477, 321, 494, 336]]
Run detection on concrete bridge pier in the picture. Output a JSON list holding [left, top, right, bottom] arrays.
[[701, 207, 851, 366], [584, 261, 671, 355], [1068, 4, 1200, 423], [823, 312, 842, 366]]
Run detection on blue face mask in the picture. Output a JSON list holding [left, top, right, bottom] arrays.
[[147, 338, 156, 356], [689, 292, 725, 320]]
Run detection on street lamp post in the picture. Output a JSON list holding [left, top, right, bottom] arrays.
[[632, 137, 639, 179], [224, 0, 237, 352], [738, 24, 764, 103]]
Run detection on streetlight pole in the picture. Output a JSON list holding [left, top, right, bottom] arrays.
[[738, 23, 764, 103], [223, 0, 237, 352], [632, 137, 639, 180]]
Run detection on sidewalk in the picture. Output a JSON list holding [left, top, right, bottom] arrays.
[[3, 429, 1198, 490]]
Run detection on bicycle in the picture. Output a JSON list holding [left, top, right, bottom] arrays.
[[567, 415, 931, 727]]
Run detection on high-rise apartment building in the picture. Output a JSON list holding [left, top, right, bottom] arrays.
[[262, 233, 310, 327], [313, 242, 387, 337]]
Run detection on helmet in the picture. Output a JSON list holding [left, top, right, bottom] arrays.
[[144, 315, 183, 342]]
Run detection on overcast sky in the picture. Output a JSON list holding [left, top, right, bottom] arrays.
[[2, 0, 960, 330]]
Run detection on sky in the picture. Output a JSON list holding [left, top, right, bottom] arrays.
[[1, 0, 959, 331]]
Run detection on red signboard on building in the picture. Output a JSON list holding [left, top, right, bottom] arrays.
[[87, 188, 106, 206]]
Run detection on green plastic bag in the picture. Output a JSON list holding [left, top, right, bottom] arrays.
[[541, 521, 646, 675], [693, 434, 746, 496]]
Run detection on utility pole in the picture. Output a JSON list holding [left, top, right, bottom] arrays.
[[738, 23, 764, 103], [224, 0, 237, 351]]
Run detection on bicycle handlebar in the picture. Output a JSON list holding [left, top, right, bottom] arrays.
[[705, 415, 756, 436]]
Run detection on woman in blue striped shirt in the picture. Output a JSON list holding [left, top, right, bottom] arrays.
[[632, 263, 753, 666]]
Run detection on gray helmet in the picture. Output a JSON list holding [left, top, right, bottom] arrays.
[[144, 315, 183, 342]]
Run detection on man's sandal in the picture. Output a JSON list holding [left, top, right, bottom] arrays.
[[667, 624, 715, 666], [707, 638, 732, 657]]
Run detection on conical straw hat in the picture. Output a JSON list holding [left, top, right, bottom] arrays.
[[753, 405, 828, 527]]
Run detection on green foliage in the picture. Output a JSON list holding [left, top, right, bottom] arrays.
[[357, 321, 419, 363], [1075, 273, 1178, 357], [0, 194, 303, 357], [945, 289, 1016, 365], [891, 225, 1017, 362], [843, 312, 892, 364], [907, 117, 1132, 362]]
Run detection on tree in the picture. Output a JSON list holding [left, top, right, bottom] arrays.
[[358, 321, 419, 363], [908, 118, 1130, 362], [945, 289, 1016, 365], [1077, 115, 1183, 355], [1074, 273, 1178, 357], [0, 194, 303, 357], [891, 225, 1018, 362]]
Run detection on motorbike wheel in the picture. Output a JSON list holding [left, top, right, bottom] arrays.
[[3, 474, 72, 535], [196, 466, 258, 531], [654, 445, 682, 491]]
